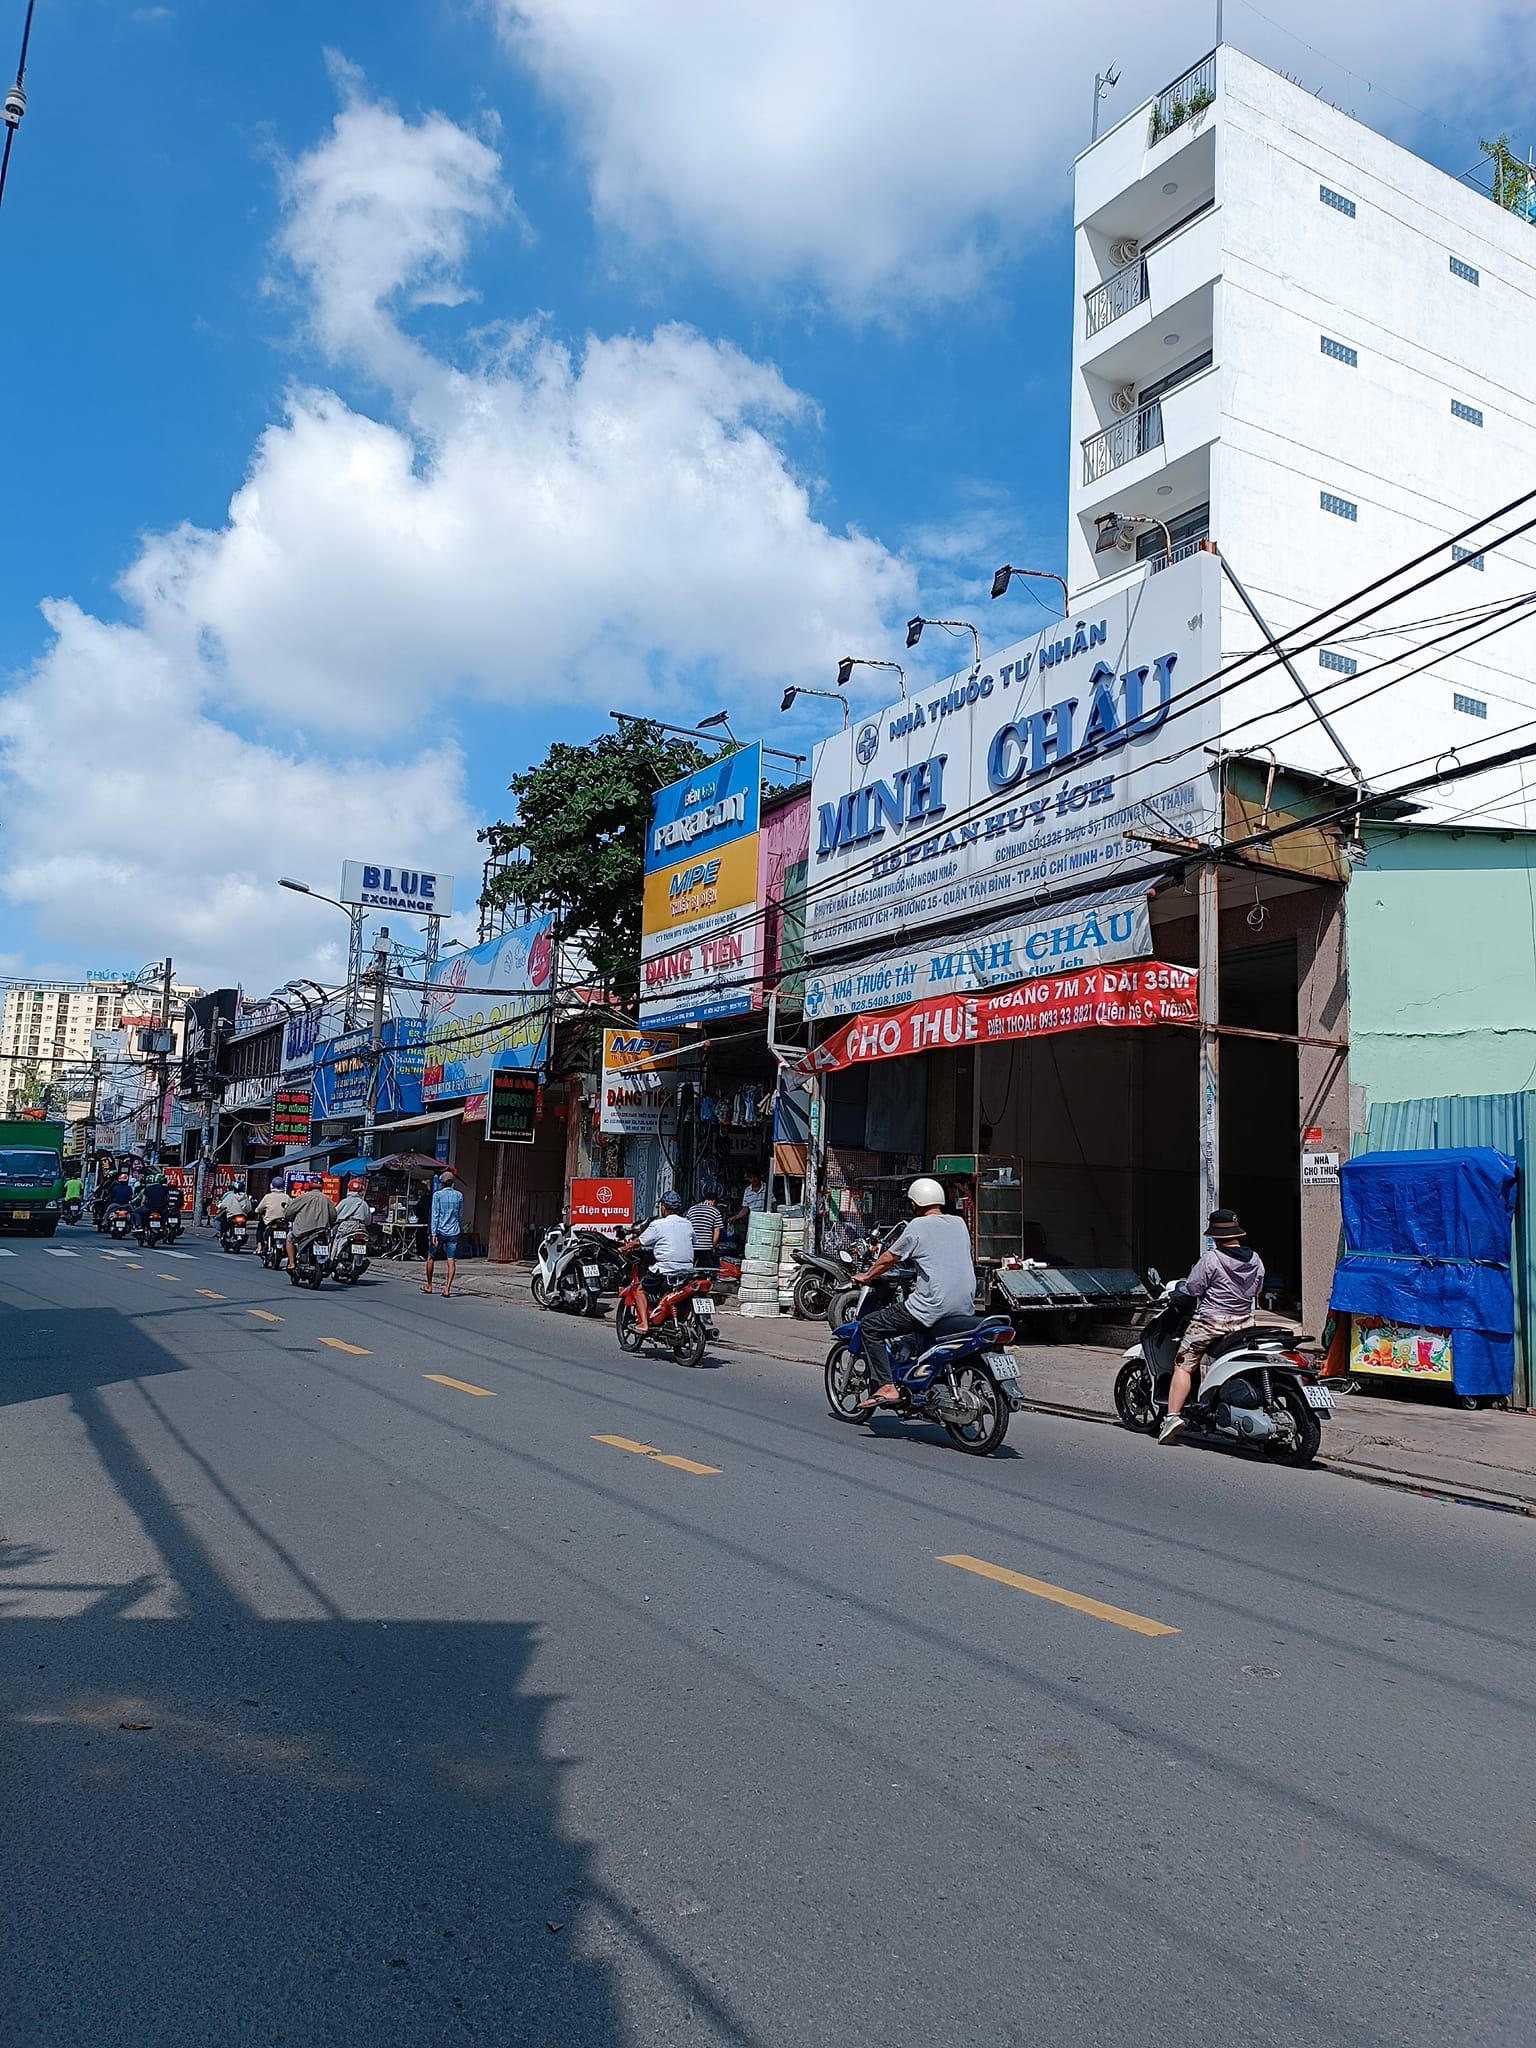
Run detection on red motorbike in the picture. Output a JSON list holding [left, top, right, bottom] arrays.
[[615, 1256, 717, 1368]]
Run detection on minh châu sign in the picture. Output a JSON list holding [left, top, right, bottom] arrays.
[[339, 861, 456, 918]]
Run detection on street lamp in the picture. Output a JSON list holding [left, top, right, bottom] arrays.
[[277, 877, 365, 1027], [835, 656, 906, 699], [696, 711, 739, 743], [781, 685, 849, 730], [1094, 509, 1174, 568], [990, 564, 1069, 612], [905, 616, 982, 676]]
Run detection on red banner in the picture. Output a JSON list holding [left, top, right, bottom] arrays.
[[797, 962, 1198, 1073], [569, 1177, 634, 1233]]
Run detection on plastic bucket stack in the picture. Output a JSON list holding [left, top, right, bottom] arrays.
[[776, 1216, 809, 1310], [737, 1211, 784, 1317]]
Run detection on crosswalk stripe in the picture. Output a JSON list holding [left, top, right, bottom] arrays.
[[44, 1248, 79, 1257], [0, 1248, 17, 1257], [163, 1250, 196, 1260]]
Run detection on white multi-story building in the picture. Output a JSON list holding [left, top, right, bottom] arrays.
[[1070, 44, 1536, 822], [1, 976, 201, 1117]]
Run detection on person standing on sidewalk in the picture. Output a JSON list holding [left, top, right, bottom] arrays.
[[423, 1168, 465, 1299], [1159, 1208, 1265, 1443]]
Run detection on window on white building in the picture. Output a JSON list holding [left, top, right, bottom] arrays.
[[1453, 693, 1488, 718], [1451, 399, 1483, 426], [1320, 336, 1357, 365], [1449, 256, 1479, 285], [1452, 546, 1485, 569], [1319, 648, 1357, 674], [1319, 185, 1356, 217], [1321, 491, 1357, 520]]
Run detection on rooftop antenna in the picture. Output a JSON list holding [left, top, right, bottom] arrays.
[[1091, 61, 1121, 143]]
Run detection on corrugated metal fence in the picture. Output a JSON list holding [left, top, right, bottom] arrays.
[[1365, 1092, 1533, 1409]]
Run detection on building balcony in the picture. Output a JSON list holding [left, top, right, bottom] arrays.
[[1083, 399, 1164, 484], [1079, 204, 1219, 358]]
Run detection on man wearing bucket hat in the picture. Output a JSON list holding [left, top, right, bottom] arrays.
[[1159, 1208, 1266, 1444]]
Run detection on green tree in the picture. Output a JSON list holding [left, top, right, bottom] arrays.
[[5, 1061, 46, 1115], [480, 722, 712, 1007], [1480, 134, 1533, 215]]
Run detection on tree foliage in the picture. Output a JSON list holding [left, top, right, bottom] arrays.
[[480, 723, 711, 1006]]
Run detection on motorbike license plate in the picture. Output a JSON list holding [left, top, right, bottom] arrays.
[[1303, 1384, 1333, 1411], [582, 1264, 600, 1281], [694, 1299, 716, 1322], [991, 1351, 1021, 1381]]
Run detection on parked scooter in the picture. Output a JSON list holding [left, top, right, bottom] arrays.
[[164, 1187, 184, 1242], [1113, 1275, 1329, 1466], [532, 1224, 624, 1315], [615, 1256, 717, 1367], [824, 1259, 1022, 1456], [791, 1222, 872, 1323], [330, 1229, 371, 1286]]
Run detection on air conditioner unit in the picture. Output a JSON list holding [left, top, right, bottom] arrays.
[[1110, 383, 1138, 416], [1109, 237, 1141, 268]]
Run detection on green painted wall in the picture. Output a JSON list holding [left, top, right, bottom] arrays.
[[1350, 826, 1536, 1115]]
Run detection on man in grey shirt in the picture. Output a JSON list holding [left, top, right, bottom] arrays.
[[1159, 1207, 1266, 1443], [851, 1177, 977, 1411]]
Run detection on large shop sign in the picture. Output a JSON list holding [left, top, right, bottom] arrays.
[[600, 1027, 680, 1136], [422, 918, 553, 1102], [806, 553, 1220, 957], [795, 963, 1198, 1073], [570, 1178, 635, 1233], [801, 888, 1151, 1021], [640, 743, 761, 1029]]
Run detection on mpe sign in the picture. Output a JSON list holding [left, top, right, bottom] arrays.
[[340, 861, 455, 918]]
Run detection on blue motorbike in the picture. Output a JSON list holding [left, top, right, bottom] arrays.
[[824, 1260, 1024, 1457]]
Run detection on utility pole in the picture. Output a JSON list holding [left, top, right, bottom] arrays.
[[361, 926, 390, 1160], [1197, 861, 1221, 1231], [152, 955, 174, 1162]]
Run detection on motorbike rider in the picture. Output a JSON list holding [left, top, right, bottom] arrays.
[[214, 1183, 249, 1247], [334, 1178, 372, 1250], [1159, 1208, 1266, 1444], [136, 1169, 173, 1233], [254, 1175, 290, 1255], [101, 1165, 135, 1223], [851, 1177, 978, 1413], [621, 1191, 695, 1334], [282, 1182, 337, 1277]]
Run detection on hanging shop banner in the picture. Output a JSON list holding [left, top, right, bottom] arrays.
[[805, 554, 1220, 958], [600, 1027, 680, 1136], [800, 887, 1151, 1022], [570, 1177, 635, 1233], [640, 743, 761, 1029], [311, 1018, 426, 1121], [272, 1088, 312, 1145], [486, 1068, 538, 1144], [282, 999, 346, 1078], [796, 962, 1198, 1073], [422, 917, 554, 1101]]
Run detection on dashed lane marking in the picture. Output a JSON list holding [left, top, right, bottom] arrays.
[[248, 1310, 283, 1324], [424, 1373, 495, 1398], [593, 1433, 720, 1477], [937, 1554, 1179, 1638], [194, 1289, 226, 1301], [319, 1338, 371, 1356], [163, 1250, 196, 1260], [156, 1273, 178, 1282]]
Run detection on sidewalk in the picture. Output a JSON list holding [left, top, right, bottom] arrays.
[[379, 1256, 1536, 1515]]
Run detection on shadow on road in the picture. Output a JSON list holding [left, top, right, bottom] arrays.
[[0, 1305, 635, 2048]]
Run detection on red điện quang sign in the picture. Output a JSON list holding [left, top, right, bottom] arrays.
[[795, 962, 1197, 1073]]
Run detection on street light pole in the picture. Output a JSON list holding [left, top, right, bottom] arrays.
[[152, 955, 174, 1161], [361, 926, 390, 1161]]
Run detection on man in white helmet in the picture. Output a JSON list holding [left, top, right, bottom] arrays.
[[851, 1176, 978, 1410]]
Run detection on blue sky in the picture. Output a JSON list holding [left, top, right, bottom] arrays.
[[0, 0, 1526, 990]]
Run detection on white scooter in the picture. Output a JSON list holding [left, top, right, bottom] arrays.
[[1113, 1275, 1331, 1466]]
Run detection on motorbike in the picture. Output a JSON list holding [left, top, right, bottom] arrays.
[[1113, 1276, 1329, 1467], [218, 1213, 250, 1254], [533, 1224, 625, 1315], [261, 1221, 290, 1272], [614, 1255, 717, 1367], [164, 1188, 184, 1241], [62, 1197, 83, 1226], [135, 1210, 171, 1250], [825, 1225, 913, 1332], [824, 1261, 1022, 1456], [290, 1235, 330, 1290], [330, 1230, 371, 1286], [104, 1202, 135, 1241], [790, 1224, 871, 1324]]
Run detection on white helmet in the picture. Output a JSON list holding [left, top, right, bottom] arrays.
[[907, 1176, 946, 1210]]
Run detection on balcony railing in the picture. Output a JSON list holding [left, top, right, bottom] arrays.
[[1148, 51, 1216, 145], [1145, 531, 1211, 574], [1085, 257, 1148, 337], [1082, 399, 1164, 485]]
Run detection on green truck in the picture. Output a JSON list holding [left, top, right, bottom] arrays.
[[0, 1117, 67, 1236]]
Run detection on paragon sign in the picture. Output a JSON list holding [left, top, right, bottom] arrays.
[[640, 743, 761, 1029], [795, 963, 1198, 1073], [806, 554, 1220, 956]]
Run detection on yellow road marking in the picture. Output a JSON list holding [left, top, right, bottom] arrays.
[[319, 1338, 371, 1356], [123, 1262, 142, 1269], [247, 1309, 283, 1324], [593, 1433, 720, 1476], [156, 1273, 177, 1282], [195, 1289, 225, 1300], [937, 1554, 1179, 1638], [424, 1372, 495, 1397]]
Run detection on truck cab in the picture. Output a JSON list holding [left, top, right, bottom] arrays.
[[0, 1118, 67, 1236]]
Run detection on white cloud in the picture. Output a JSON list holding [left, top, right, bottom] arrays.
[[0, 74, 911, 987], [497, 0, 1534, 309]]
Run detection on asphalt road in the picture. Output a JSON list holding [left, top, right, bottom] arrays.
[[2, 1227, 1533, 2048]]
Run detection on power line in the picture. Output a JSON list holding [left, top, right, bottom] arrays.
[[0, 0, 36, 219]]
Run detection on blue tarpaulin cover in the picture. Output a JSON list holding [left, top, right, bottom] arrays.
[[1328, 1147, 1517, 1397]]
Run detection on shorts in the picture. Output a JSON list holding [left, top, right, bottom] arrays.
[[1178, 1309, 1255, 1364], [431, 1234, 459, 1260]]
